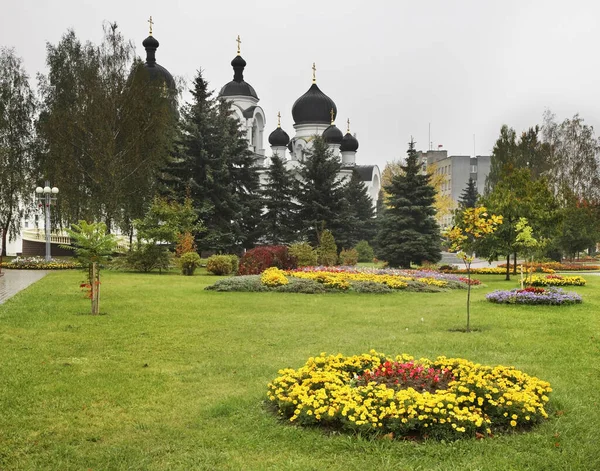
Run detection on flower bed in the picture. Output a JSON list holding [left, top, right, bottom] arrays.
[[267, 351, 552, 440], [206, 267, 478, 293], [527, 274, 586, 287], [499, 262, 600, 272], [486, 287, 582, 305], [439, 266, 506, 275], [0, 256, 81, 270]]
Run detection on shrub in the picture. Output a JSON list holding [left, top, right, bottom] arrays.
[[351, 281, 393, 293], [204, 275, 267, 292], [175, 231, 197, 257], [317, 230, 338, 266], [113, 242, 171, 273], [354, 240, 375, 263], [179, 252, 201, 276], [339, 248, 359, 266], [273, 277, 327, 294], [228, 255, 239, 275], [238, 245, 296, 275], [288, 242, 318, 267], [206, 254, 236, 276]]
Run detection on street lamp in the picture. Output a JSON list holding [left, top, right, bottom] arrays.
[[35, 181, 59, 262]]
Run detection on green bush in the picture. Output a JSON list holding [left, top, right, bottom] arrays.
[[350, 281, 392, 293], [354, 240, 375, 263], [289, 242, 318, 267], [317, 230, 338, 266], [204, 275, 267, 292], [273, 278, 327, 294], [113, 242, 171, 273], [179, 252, 201, 276], [339, 248, 359, 266], [228, 255, 239, 274], [206, 255, 236, 276]]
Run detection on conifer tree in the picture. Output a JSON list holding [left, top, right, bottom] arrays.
[[165, 70, 262, 253], [458, 178, 478, 209], [295, 136, 347, 245], [336, 169, 375, 249], [260, 155, 299, 244], [375, 138, 441, 268]]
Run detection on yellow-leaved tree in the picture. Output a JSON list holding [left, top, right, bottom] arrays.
[[444, 207, 503, 332]]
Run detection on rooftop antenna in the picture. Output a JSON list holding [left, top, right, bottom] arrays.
[[429, 123, 432, 151]]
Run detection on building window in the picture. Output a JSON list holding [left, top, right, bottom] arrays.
[[471, 165, 478, 173]]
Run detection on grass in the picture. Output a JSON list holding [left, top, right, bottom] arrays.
[[0, 270, 599, 470]]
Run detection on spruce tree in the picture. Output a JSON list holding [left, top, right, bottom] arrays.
[[336, 169, 375, 249], [260, 155, 299, 244], [295, 136, 347, 245], [458, 178, 478, 209], [375, 139, 441, 268], [164, 70, 261, 253]]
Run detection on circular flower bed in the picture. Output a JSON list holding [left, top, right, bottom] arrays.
[[486, 287, 582, 305], [267, 351, 552, 440]]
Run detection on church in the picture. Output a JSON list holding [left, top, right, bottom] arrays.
[[216, 36, 381, 206], [2, 27, 381, 257]]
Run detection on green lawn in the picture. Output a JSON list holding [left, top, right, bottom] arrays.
[[0, 270, 599, 470]]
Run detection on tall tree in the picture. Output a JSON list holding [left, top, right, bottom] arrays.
[[37, 23, 177, 232], [0, 48, 36, 256], [165, 70, 262, 253], [295, 136, 347, 245], [336, 169, 375, 248], [375, 139, 441, 268], [260, 155, 299, 245], [556, 189, 600, 259], [458, 178, 478, 210], [480, 168, 559, 280], [542, 111, 600, 201]]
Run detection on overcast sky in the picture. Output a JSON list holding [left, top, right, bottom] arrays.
[[3, 0, 599, 171]]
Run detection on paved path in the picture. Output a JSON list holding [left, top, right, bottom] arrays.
[[0, 270, 48, 305]]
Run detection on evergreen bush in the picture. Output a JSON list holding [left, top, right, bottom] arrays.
[[114, 242, 171, 273], [339, 248, 359, 266], [288, 242, 318, 267], [317, 230, 338, 266], [206, 254, 236, 276], [179, 252, 201, 276], [354, 240, 375, 263]]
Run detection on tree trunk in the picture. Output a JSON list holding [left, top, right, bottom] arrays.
[[466, 263, 471, 333], [1, 215, 12, 257], [91, 262, 99, 315], [513, 251, 518, 275], [505, 253, 511, 281]]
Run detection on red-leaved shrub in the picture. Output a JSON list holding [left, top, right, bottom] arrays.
[[238, 245, 297, 275]]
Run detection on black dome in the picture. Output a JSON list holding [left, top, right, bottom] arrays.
[[219, 54, 258, 99], [322, 124, 343, 145], [292, 83, 337, 125], [340, 132, 359, 152], [142, 35, 159, 49], [268, 127, 290, 147], [139, 35, 175, 90]]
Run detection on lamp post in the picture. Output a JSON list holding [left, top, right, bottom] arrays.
[[35, 181, 59, 262]]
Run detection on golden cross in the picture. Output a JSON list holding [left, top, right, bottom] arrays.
[[236, 35, 241, 55], [312, 62, 316, 83], [347, 118, 350, 133], [330, 108, 335, 125], [148, 16, 154, 36], [277, 111, 281, 127]]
